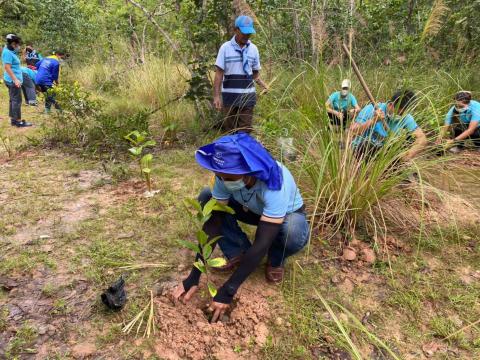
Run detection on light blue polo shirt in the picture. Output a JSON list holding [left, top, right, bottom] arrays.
[[327, 91, 358, 111], [21, 67, 37, 83], [445, 100, 480, 128], [2, 46, 23, 84], [212, 162, 303, 218], [352, 103, 418, 147], [215, 36, 261, 107]]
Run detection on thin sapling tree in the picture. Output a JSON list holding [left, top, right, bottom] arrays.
[[124, 130, 158, 196], [178, 198, 235, 298]]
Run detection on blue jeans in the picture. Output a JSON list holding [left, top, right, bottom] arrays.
[[198, 188, 310, 267]]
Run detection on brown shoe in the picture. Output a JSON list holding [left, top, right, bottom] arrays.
[[213, 254, 243, 273], [265, 264, 285, 284]]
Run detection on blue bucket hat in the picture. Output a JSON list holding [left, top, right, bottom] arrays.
[[235, 15, 256, 35], [195, 133, 282, 190]]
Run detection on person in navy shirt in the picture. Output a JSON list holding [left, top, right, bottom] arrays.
[[172, 134, 309, 322], [24, 43, 43, 68], [213, 16, 268, 133], [350, 90, 427, 160], [35, 50, 66, 113], [326, 79, 361, 129], [2, 34, 33, 127], [437, 91, 480, 153]]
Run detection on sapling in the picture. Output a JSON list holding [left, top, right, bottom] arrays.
[[178, 198, 235, 298], [124, 130, 157, 194], [0, 130, 13, 158]]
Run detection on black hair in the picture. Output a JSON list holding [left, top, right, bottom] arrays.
[[6, 34, 21, 45], [454, 91, 472, 103], [390, 90, 416, 112]]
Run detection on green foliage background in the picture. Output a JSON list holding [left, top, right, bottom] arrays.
[[1, 0, 479, 65]]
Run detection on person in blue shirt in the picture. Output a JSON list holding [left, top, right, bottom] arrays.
[[35, 50, 66, 113], [172, 134, 309, 322], [24, 44, 43, 68], [2, 34, 33, 127], [350, 90, 427, 160], [326, 79, 361, 129], [21, 66, 38, 106], [213, 15, 268, 133], [437, 91, 480, 153]]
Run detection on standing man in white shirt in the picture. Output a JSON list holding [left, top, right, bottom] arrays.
[[213, 15, 268, 134]]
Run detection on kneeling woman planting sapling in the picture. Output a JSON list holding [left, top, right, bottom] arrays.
[[172, 133, 310, 322]]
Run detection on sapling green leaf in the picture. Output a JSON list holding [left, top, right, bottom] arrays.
[[179, 198, 235, 302], [203, 244, 213, 259], [203, 198, 217, 217], [207, 283, 218, 297], [207, 258, 227, 268], [176, 240, 200, 254], [193, 261, 206, 273], [197, 230, 208, 246]]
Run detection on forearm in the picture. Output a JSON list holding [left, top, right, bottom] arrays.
[[213, 70, 223, 98], [253, 72, 266, 88], [454, 128, 476, 141], [214, 221, 281, 304]]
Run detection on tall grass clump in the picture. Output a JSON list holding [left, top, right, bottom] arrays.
[[258, 66, 455, 240]]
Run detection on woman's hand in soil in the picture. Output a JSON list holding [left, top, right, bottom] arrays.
[[208, 301, 229, 323], [171, 283, 198, 304]]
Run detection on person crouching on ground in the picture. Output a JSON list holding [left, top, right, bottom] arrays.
[[2, 34, 33, 127], [437, 91, 480, 153], [213, 16, 268, 134], [326, 79, 361, 129], [21, 66, 38, 106], [35, 50, 66, 113], [172, 133, 309, 322], [349, 90, 427, 161]]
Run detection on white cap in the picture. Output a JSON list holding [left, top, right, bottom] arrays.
[[341, 79, 351, 89]]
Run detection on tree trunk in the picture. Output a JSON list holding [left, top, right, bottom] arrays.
[[288, 0, 304, 60]]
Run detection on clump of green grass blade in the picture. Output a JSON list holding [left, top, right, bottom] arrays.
[[314, 289, 401, 360]]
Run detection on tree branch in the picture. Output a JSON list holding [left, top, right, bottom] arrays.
[[125, 0, 190, 70]]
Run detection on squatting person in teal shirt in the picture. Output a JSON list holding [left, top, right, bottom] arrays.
[[2, 34, 33, 127], [349, 90, 427, 160], [437, 91, 480, 153], [326, 79, 361, 129], [172, 133, 309, 322]]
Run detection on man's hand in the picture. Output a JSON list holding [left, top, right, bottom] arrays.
[[213, 96, 222, 111], [336, 111, 344, 121], [207, 301, 230, 323], [445, 139, 455, 148], [171, 283, 198, 304], [14, 79, 21, 88]]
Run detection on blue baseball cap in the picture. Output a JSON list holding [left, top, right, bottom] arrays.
[[235, 15, 256, 35]]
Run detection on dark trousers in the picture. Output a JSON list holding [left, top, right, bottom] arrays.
[[39, 85, 60, 110], [452, 123, 480, 148], [5, 81, 22, 121], [221, 106, 254, 134], [328, 110, 349, 129], [198, 188, 310, 267], [21, 75, 37, 104]]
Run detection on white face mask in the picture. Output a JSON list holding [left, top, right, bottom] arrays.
[[223, 178, 246, 192], [455, 106, 468, 113], [341, 89, 349, 97]]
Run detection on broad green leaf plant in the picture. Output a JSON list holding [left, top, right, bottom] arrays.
[[179, 198, 235, 298], [124, 130, 156, 193]]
